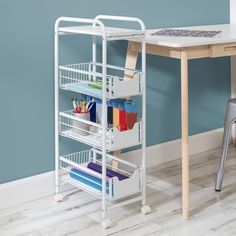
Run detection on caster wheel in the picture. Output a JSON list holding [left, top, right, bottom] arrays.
[[54, 194, 64, 202], [101, 219, 112, 229], [141, 205, 151, 215]]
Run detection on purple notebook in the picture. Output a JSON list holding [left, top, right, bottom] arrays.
[[87, 162, 129, 181], [70, 165, 109, 180]]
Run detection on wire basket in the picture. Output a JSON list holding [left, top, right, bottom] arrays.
[[59, 110, 142, 151], [60, 149, 143, 201], [59, 62, 143, 99]]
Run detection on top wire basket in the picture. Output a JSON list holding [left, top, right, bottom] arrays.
[[59, 62, 143, 99]]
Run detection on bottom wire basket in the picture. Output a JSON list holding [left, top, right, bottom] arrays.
[[59, 149, 143, 201]]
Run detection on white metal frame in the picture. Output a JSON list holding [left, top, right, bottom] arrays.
[[54, 15, 149, 228]]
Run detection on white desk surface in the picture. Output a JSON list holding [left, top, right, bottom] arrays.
[[59, 24, 236, 47], [143, 24, 236, 48]]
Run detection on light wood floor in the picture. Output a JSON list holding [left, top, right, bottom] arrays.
[[1, 146, 236, 236]]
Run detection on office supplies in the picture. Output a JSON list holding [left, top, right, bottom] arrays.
[[75, 99, 80, 108], [113, 101, 120, 128], [70, 168, 110, 193], [107, 100, 114, 126], [81, 99, 86, 112], [125, 100, 137, 129], [85, 99, 91, 111], [118, 103, 127, 131], [88, 81, 102, 89], [71, 98, 81, 113], [71, 164, 106, 180], [71, 98, 76, 109], [89, 100, 96, 122]]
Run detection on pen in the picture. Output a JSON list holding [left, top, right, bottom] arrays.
[[75, 99, 80, 108], [87, 102, 94, 111], [81, 100, 86, 111], [71, 98, 77, 110], [86, 100, 91, 111]]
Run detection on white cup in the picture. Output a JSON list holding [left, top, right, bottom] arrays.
[[73, 112, 90, 136]]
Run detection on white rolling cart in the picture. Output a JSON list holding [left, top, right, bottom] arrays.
[[54, 15, 150, 229]]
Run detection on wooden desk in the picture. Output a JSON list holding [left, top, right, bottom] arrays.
[[125, 24, 236, 220]]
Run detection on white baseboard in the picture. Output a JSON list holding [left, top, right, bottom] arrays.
[[0, 128, 223, 210], [0, 172, 75, 211], [122, 128, 224, 167], [0, 171, 54, 210]]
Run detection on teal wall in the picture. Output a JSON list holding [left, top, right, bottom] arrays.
[[0, 0, 230, 183]]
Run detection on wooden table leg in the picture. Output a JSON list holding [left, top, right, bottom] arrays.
[[181, 50, 190, 220], [124, 41, 139, 79], [112, 42, 139, 168]]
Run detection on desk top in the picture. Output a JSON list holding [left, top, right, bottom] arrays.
[[143, 24, 236, 48]]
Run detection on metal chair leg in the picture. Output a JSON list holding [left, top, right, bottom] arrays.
[[215, 99, 236, 192], [215, 121, 233, 191]]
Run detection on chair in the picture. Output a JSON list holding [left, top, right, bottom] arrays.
[[215, 98, 236, 192]]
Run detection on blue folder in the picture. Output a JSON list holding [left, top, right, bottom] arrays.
[[70, 168, 111, 195]]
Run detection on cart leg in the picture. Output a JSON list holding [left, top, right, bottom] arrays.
[[141, 170, 151, 215], [181, 51, 190, 220], [141, 205, 151, 215], [101, 164, 111, 229], [54, 193, 64, 202], [54, 28, 64, 203], [141, 39, 151, 215], [54, 169, 63, 202], [141, 171, 151, 215], [101, 218, 112, 230], [100, 35, 112, 230], [54, 130, 63, 202]]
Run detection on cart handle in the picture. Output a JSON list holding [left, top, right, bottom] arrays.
[[95, 15, 146, 31], [54, 16, 106, 37]]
